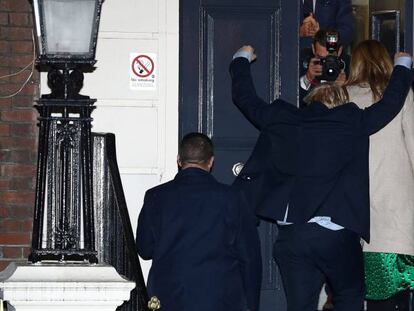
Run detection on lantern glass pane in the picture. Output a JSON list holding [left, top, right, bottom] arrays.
[[42, 0, 97, 55]]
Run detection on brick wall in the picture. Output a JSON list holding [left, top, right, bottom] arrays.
[[0, 0, 40, 271]]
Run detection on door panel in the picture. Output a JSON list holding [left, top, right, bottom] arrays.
[[199, 6, 280, 184], [368, 0, 413, 53], [180, 1, 300, 310]]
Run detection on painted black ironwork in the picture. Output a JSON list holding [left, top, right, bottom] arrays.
[[93, 133, 149, 311], [29, 67, 98, 263]]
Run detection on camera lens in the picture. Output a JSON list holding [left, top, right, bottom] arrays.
[[318, 55, 342, 81]]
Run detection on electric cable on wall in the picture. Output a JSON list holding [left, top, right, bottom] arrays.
[[0, 31, 36, 99]]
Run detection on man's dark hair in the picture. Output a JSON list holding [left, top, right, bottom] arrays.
[[313, 29, 341, 49], [179, 132, 214, 164]]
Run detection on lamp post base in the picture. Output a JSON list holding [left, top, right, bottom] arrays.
[[0, 262, 135, 311], [29, 249, 98, 264]]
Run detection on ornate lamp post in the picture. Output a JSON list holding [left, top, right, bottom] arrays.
[[29, 0, 104, 263]]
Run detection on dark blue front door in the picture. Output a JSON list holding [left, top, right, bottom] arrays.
[[179, 1, 300, 310]]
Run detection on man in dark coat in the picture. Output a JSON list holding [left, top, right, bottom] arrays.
[[300, 0, 354, 48], [136, 132, 262, 311], [230, 45, 412, 311]]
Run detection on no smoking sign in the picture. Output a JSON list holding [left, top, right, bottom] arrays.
[[130, 53, 157, 90], [132, 55, 154, 78]]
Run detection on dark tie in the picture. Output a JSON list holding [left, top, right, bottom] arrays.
[[303, 0, 314, 18]]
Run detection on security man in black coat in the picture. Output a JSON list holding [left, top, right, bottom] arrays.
[[136, 133, 262, 311]]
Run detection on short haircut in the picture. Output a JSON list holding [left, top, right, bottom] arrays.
[[313, 29, 341, 49], [179, 132, 214, 164], [304, 83, 349, 109]]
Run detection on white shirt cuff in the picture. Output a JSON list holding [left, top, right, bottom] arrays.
[[394, 56, 412, 69], [233, 50, 252, 63]]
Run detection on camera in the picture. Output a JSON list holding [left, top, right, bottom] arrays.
[[318, 32, 345, 82]]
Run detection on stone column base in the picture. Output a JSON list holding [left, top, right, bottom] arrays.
[[0, 262, 135, 311]]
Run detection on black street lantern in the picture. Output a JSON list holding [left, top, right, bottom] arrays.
[[29, 0, 104, 263], [32, 0, 103, 66]]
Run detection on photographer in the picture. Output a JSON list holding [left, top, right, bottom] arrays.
[[300, 29, 349, 107]]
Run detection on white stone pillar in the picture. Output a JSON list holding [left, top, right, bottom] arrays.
[[0, 262, 135, 311]]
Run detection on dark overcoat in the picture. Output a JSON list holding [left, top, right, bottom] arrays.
[[137, 167, 262, 311], [230, 57, 413, 241]]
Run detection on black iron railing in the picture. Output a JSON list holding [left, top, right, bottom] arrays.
[[93, 133, 149, 311]]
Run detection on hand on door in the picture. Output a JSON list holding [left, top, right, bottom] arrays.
[[394, 51, 412, 62], [236, 45, 257, 62]]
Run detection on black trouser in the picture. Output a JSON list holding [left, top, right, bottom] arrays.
[[273, 223, 365, 311], [367, 289, 414, 311]]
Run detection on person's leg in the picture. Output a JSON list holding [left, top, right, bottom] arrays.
[[319, 228, 365, 311], [367, 289, 414, 311], [273, 225, 325, 311]]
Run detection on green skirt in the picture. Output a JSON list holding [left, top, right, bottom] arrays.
[[364, 252, 414, 300]]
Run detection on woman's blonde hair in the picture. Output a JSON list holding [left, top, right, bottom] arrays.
[[304, 83, 349, 109], [345, 40, 393, 101]]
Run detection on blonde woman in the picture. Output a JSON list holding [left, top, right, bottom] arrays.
[[346, 40, 414, 309]]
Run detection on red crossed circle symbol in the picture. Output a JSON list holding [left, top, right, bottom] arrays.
[[132, 55, 154, 78]]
